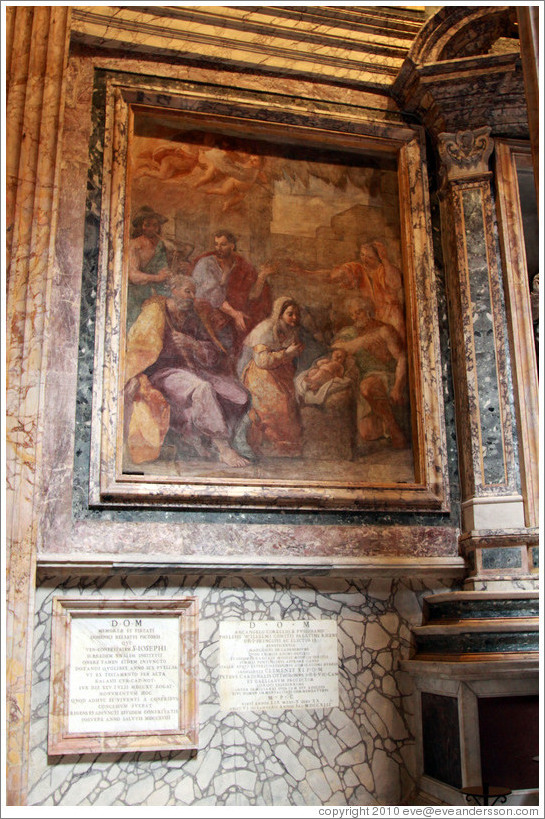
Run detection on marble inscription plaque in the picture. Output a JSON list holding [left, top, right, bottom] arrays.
[[48, 598, 198, 754], [68, 616, 180, 733], [220, 619, 339, 711]]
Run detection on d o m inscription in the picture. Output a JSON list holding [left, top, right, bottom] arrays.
[[219, 619, 338, 711], [68, 616, 180, 733]]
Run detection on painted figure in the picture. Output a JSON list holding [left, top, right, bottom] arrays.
[[333, 296, 407, 449], [124, 273, 251, 467], [193, 148, 264, 211], [127, 205, 173, 328], [190, 230, 272, 361], [302, 349, 348, 393], [133, 143, 200, 181], [331, 240, 406, 341], [239, 297, 304, 457]]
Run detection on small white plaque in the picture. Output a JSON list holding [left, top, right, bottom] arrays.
[[69, 616, 180, 733], [220, 619, 339, 711], [48, 598, 198, 755]]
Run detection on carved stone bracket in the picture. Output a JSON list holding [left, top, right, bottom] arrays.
[[437, 127, 494, 183]]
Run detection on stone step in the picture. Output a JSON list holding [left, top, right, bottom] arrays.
[[415, 618, 538, 635], [412, 617, 539, 656], [422, 591, 539, 623]]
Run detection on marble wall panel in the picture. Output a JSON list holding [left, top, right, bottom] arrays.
[[461, 187, 505, 486], [27, 573, 458, 807], [421, 692, 462, 789], [481, 547, 523, 570], [29, 52, 463, 564]]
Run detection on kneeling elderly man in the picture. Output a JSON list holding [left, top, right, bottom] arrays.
[[124, 273, 250, 467]]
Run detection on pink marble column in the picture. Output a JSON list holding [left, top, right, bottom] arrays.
[[5, 6, 71, 805], [494, 142, 539, 531], [516, 6, 539, 203]]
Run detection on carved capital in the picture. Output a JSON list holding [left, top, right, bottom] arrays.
[[437, 127, 494, 182]]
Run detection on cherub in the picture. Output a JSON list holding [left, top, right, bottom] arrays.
[[133, 144, 199, 181], [193, 148, 265, 211]]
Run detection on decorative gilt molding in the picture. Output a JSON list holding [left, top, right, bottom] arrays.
[[437, 127, 494, 182]]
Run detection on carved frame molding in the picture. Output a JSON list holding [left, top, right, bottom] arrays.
[[88, 74, 450, 520]]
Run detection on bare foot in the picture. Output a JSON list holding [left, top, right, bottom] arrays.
[[213, 439, 251, 467]]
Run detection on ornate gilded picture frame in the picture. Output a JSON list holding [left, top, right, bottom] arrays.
[[89, 78, 449, 512]]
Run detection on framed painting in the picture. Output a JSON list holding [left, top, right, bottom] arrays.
[[90, 80, 449, 511]]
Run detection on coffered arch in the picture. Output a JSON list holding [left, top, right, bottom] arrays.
[[409, 5, 519, 65]]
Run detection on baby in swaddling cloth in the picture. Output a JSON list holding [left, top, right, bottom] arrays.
[[303, 348, 348, 393]]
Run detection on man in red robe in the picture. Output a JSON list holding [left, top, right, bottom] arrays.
[[190, 230, 272, 362]]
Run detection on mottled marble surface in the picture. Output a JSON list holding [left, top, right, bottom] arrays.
[[24, 54, 464, 561], [437, 136, 523, 535], [69, 5, 425, 91], [5, 6, 73, 804], [6, 7, 537, 809], [481, 546, 523, 570], [28, 572, 458, 806], [462, 186, 505, 486], [494, 142, 539, 528]]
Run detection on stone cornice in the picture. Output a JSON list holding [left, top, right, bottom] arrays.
[[392, 6, 527, 139], [393, 51, 527, 138], [70, 5, 424, 89]]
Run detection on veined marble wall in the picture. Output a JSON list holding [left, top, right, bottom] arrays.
[[28, 573, 458, 807], [8, 5, 537, 807]]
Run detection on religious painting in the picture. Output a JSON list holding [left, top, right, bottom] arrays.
[[91, 87, 448, 512], [122, 112, 412, 478]]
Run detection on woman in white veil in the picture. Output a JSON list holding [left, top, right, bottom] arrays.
[[239, 296, 304, 457]]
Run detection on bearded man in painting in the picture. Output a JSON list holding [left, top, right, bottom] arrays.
[[190, 230, 272, 361], [330, 240, 406, 342], [124, 273, 251, 468], [333, 297, 408, 450], [126, 205, 173, 329]]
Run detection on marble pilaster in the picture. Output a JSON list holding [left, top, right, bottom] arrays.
[[494, 141, 539, 530], [516, 7, 539, 197], [5, 5, 71, 806], [436, 128, 533, 588]]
